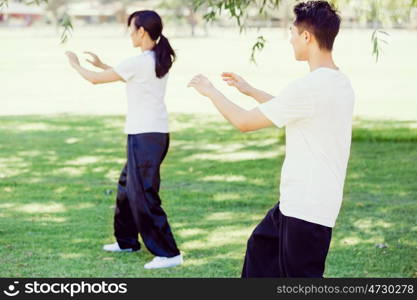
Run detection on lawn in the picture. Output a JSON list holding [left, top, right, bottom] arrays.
[[0, 114, 416, 277]]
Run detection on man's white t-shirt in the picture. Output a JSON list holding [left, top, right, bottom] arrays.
[[114, 50, 169, 134], [258, 67, 355, 227]]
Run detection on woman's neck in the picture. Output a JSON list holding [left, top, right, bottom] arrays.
[[141, 38, 156, 52]]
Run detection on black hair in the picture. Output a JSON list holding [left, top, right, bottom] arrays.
[[293, 1, 341, 51], [127, 10, 176, 78]]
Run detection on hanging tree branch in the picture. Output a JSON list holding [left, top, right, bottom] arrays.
[[193, 0, 281, 62], [1, 0, 416, 59], [0, 0, 72, 44], [192, 0, 417, 63]]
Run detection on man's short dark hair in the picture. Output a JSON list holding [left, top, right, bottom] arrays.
[[293, 1, 341, 51]]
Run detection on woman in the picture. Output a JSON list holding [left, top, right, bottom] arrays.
[[65, 10, 182, 269]]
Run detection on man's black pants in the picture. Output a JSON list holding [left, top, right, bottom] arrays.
[[113, 132, 180, 258], [242, 202, 332, 277]]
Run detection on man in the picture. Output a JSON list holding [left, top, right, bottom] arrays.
[[188, 1, 354, 277]]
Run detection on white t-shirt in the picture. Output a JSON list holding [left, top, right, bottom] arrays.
[[114, 50, 169, 134], [258, 67, 355, 227]]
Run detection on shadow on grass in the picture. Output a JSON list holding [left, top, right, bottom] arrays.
[[0, 114, 416, 277]]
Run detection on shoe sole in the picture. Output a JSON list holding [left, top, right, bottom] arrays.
[[144, 261, 183, 269]]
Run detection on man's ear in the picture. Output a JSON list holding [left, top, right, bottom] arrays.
[[302, 30, 311, 44]]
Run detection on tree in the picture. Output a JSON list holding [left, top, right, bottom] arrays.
[[1, 0, 416, 61], [45, 0, 71, 41], [0, 0, 72, 42], [99, 0, 132, 24], [158, 0, 200, 36], [192, 0, 417, 62], [45, 0, 66, 27]]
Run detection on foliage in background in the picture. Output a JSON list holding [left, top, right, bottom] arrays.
[[158, 0, 201, 36], [192, 0, 417, 62], [1, 0, 46, 8], [1, 0, 416, 60]]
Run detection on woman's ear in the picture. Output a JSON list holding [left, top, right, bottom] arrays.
[[138, 26, 145, 39]]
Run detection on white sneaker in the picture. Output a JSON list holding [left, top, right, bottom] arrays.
[[102, 242, 137, 253], [144, 254, 183, 269]]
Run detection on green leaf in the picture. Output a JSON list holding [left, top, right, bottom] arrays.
[[250, 35, 266, 64], [59, 13, 73, 44], [371, 28, 390, 63]]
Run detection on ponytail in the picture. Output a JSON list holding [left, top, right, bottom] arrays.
[[127, 10, 176, 79], [153, 34, 176, 78]]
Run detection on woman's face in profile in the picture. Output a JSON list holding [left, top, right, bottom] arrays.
[[129, 19, 143, 48]]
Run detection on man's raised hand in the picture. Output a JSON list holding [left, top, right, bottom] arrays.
[[84, 51, 105, 69], [221, 72, 253, 96], [187, 74, 218, 98], [65, 51, 80, 68]]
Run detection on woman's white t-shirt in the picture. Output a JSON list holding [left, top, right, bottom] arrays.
[[114, 50, 169, 134], [258, 68, 355, 228]]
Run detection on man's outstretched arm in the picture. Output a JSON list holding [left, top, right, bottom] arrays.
[[221, 72, 274, 103], [188, 74, 273, 132]]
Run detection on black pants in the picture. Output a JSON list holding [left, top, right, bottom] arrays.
[[242, 202, 332, 278], [113, 132, 180, 258]]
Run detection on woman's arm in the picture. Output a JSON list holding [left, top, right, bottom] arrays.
[[72, 65, 124, 84], [65, 51, 124, 84]]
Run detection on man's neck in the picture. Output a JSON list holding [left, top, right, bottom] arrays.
[[308, 48, 338, 72]]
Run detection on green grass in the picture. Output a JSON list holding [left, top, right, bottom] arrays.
[[0, 114, 416, 277]]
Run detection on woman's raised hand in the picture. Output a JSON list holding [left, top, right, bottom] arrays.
[[221, 72, 253, 96]]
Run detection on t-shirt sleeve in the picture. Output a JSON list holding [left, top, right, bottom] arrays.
[[258, 80, 314, 128], [113, 56, 140, 82]]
